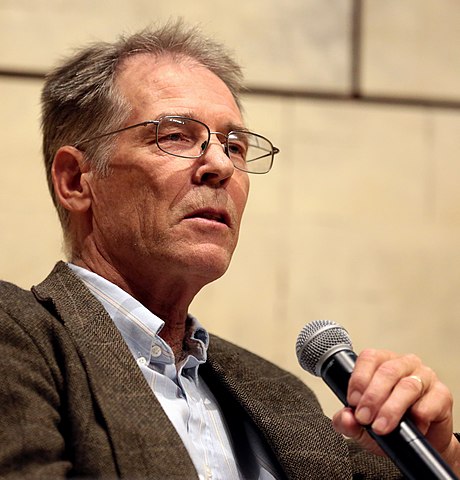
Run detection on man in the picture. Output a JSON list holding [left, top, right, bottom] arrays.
[[0, 21, 458, 479]]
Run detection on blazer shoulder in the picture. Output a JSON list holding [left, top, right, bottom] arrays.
[[0, 264, 84, 345], [0, 279, 42, 317]]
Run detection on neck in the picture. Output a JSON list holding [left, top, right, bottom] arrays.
[[72, 254, 205, 361]]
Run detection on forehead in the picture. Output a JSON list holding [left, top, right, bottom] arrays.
[[115, 54, 243, 125]]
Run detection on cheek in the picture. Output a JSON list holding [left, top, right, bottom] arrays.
[[89, 174, 146, 229], [234, 175, 250, 216]]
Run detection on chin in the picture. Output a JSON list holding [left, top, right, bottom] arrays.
[[184, 245, 234, 282]]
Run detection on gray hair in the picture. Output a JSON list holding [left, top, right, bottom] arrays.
[[41, 20, 244, 244]]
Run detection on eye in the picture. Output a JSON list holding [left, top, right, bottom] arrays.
[[228, 142, 246, 157], [156, 117, 208, 156], [158, 131, 190, 144], [227, 133, 248, 160]]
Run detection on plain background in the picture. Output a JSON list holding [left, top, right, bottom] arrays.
[[1, 0, 460, 427]]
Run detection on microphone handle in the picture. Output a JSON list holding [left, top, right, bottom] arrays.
[[322, 350, 458, 480]]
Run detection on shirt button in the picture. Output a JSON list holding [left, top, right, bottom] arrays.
[[151, 345, 162, 357], [137, 356, 147, 366], [205, 466, 212, 479]]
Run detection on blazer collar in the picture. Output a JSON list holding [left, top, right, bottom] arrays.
[[32, 261, 198, 479]]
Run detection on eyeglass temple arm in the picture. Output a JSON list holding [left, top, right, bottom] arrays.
[[73, 120, 158, 148]]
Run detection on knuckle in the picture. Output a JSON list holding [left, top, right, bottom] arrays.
[[380, 402, 401, 419], [358, 348, 378, 361], [400, 376, 422, 394], [406, 354, 424, 371], [377, 362, 400, 381], [424, 366, 436, 381], [437, 383, 454, 407], [361, 389, 380, 406], [405, 353, 421, 364]]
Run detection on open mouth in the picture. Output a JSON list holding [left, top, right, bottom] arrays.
[[184, 209, 230, 226]]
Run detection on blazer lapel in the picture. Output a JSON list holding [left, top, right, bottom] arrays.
[[32, 262, 198, 479], [203, 335, 353, 480]]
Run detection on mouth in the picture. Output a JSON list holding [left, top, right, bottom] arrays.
[[184, 208, 231, 227]]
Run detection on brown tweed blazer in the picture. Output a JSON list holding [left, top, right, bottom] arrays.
[[0, 262, 402, 479]]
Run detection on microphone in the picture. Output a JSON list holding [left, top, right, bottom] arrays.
[[296, 320, 458, 480]]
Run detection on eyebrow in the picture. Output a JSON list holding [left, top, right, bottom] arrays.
[[154, 111, 247, 132], [154, 110, 194, 120], [223, 121, 247, 132]]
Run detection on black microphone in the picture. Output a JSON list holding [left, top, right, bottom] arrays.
[[296, 320, 458, 480]]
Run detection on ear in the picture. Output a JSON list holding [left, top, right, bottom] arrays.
[[52, 146, 92, 213]]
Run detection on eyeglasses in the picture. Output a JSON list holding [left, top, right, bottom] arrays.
[[73, 116, 279, 174]]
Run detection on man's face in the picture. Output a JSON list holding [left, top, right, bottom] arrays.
[[86, 55, 250, 288]]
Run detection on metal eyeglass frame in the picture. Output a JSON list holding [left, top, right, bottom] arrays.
[[73, 115, 279, 174]]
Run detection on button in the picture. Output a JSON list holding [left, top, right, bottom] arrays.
[[137, 357, 147, 366], [205, 465, 212, 479], [151, 345, 162, 357]]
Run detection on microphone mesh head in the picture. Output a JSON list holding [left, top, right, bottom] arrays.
[[296, 320, 352, 376]]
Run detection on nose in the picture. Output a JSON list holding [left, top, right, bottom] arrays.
[[193, 135, 235, 187]]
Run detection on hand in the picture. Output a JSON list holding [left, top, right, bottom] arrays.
[[331, 349, 460, 473]]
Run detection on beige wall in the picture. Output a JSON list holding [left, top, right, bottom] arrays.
[[1, 0, 460, 428]]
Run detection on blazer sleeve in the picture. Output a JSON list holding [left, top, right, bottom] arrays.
[[0, 306, 71, 479]]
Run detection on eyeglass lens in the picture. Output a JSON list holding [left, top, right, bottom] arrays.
[[157, 117, 274, 174]]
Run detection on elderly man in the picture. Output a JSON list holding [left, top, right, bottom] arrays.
[[0, 22, 458, 479]]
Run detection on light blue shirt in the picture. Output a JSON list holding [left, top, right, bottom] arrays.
[[69, 264, 280, 480]]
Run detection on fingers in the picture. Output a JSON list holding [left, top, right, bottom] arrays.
[[332, 407, 366, 441], [333, 348, 458, 472], [411, 381, 454, 441], [346, 349, 436, 435], [332, 407, 385, 456]]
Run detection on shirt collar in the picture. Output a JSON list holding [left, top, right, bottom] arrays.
[[67, 263, 209, 373]]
